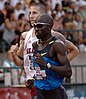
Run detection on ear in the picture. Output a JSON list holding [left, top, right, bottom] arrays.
[[48, 28, 50, 30]]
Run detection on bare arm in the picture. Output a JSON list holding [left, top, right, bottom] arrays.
[[34, 41, 72, 78], [52, 30, 79, 61], [5, 19, 16, 30], [10, 32, 27, 66], [17, 34, 24, 57], [66, 40, 79, 61], [49, 41, 72, 77], [11, 52, 23, 66]]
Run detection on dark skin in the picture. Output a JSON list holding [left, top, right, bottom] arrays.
[[26, 40, 71, 89], [33, 38, 72, 78], [26, 14, 72, 90], [33, 15, 72, 77]]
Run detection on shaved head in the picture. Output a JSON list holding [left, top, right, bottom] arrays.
[[35, 13, 54, 28]]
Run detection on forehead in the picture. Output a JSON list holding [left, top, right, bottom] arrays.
[[29, 6, 41, 13]]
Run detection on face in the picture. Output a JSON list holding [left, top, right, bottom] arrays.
[[24, 23, 31, 31], [29, 6, 42, 26], [33, 23, 50, 39], [83, 23, 86, 29]]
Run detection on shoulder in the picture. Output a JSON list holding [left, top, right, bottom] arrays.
[[53, 39, 67, 54], [21, 31, 28, 40], [55, 39, 65, 45], [21, 28, 34, 40], [51, 30, 66, 44], [54, 39, 65, 48]]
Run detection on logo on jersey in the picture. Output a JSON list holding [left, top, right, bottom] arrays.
[[41, 52, 47, 56], [27, 48, 34, 54]]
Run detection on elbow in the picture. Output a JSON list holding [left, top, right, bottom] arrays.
[[74, 47, 79, 56], [15, 62, 21, 67], [75, 48, 79, 55]]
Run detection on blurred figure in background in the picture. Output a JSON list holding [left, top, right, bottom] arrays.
[[15, 13, 31, 45], [62, 0, 70, 12], [78, 20, 86, 52], [3, 9, 17, 52], [2, 50, 19, 85], [2, 1, 11, 18], [0, 11, 5, 53], [15, 2, 26, 20], [52, 3, 65, 30]]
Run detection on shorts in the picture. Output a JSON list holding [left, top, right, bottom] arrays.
[[34, 86, 68, 99]]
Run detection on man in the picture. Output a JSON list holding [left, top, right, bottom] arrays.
[[32, 13, 72, 99], [10, 2, 78, 98]]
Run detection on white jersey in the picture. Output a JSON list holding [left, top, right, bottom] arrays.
[[24, 28, 37, 80]]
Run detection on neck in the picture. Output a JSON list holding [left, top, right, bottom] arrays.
[[40, 35, 53, 45], [32, 29, 36, 37]]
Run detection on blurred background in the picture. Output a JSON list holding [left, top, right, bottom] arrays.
[[0, 0, 86, 99]]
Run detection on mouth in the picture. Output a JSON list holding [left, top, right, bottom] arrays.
[[30, 20, 35, 22]]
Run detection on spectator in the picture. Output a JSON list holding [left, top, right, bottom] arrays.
[[2, 1, 11, 18], [10, 0, 19, 7], [15, 2, 26, 19], [45, 0, 53, 15], [62, 19, 73, 43], [54, 3, 65, 18], [78, 20, 86, 52], [73, 12, 83, 29], [15, 13, 27, 36], [15, 13, 31, 45], [52, 3, 65, 30], [52, 0, 62, 10], [68, 1, 78, 14], [3, 9, 17, 52], [2, 50, 19, 85], [78, 1, 86, 20], [0, 0, 6, 10], [23, 21, 32, 32], [64, 9, 74, 22], [62, 0, 70, 12], [0, 11, 5, 53]]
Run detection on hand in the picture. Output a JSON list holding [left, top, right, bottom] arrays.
[[25, 79, 34, 90], [34, 53, 47, 68], [10, 43, 19, 53]]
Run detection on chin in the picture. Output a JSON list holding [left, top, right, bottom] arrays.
[[36, 35, 41, 39], [31, 21, 35, 26]]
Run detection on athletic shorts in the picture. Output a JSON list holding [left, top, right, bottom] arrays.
[[33, 86, 68, 99]]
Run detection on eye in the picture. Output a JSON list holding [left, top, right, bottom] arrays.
[[33, 23, 50, 29], [34, 24, 43, 28]]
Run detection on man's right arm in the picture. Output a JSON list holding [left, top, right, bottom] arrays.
[[11, 51, 23, 66], [10, 32, 27, 66]]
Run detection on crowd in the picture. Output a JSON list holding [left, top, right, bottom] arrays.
[[0, 0, 86, 86], [0, 0, 86, 53]]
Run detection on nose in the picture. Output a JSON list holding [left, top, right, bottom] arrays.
[[30, 13, 33, 19], [35, 27, 39, 31], [30, 12, 35, 19]]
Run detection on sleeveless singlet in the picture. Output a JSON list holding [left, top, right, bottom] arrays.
[[24, 28, 38, 80], [32, 37, 64, 90]]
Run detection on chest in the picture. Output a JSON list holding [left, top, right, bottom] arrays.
[[34, 41, 55, 58]]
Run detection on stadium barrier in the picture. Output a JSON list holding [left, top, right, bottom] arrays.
[[0, 65, 86, 98]]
